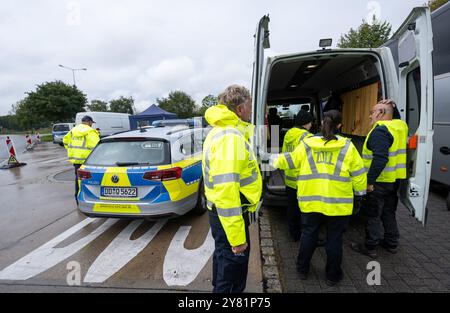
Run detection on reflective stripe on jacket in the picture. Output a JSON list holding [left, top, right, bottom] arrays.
[[282, 128, 312, 189], [63, 124, 100, 164], [362, 120, 408, 183], [203, 104, 263, 246], [273, 136, 367, 216]]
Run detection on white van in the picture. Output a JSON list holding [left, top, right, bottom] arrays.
[[75, 112, 131, 137], [252, 7, 434, 226], [429, 2, 450, 210]]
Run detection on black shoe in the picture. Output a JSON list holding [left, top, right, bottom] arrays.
[[350, 242, 377, 259], [317, 238, 326, 247], [325, 273, 343, 287], [380, 240, 398, 254], [297, 271, 308, 280]]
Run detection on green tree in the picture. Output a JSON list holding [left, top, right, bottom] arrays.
[[429, 0, 448, 11], [15, 80, 87, 128], [87, 99, 109, 112], [109, 96, 135, 114], [337, 15, 392, 48], [196, 94, 218, 116], [157, 91, 197, 118], [0, 115, 23, 132]]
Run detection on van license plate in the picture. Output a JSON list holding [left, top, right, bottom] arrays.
[[101, 187, 137, 198]]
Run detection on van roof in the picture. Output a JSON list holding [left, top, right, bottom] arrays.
[[269, 48, 379, 61], [76, 112, 130, 117]]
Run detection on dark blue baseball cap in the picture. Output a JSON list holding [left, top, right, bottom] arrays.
[[81, 115, 95, 123]]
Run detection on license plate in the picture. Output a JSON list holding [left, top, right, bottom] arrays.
[[101, 187, 138, 198]]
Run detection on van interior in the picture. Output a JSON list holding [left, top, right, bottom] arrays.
[[264, 52, 383, 194]]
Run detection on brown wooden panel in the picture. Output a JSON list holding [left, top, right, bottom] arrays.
[[341, 82, 378, 137]]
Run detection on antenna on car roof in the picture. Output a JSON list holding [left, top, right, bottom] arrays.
[[139, 123, 147, 132]]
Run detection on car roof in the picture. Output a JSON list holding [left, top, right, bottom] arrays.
[[103, 125, 207, 142]]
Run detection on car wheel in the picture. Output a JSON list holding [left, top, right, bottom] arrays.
[[192, 180, 207, 215]]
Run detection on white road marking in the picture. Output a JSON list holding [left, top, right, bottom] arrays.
[[84, 219, 167, 283], [0, 218, 118, 281], [163, 226, 214, 286]]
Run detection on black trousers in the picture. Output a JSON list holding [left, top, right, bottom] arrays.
[[363, 182, 400, 249], [297, 212, 350, 282], [208, 209, 250, 293], [74, 164, 82, 204], [286, 186, 302, 240]]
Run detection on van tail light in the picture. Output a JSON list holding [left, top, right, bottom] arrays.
[[143, 167, 182, 181], [408, 134, 418, 150], [77, 169, 92, 180]]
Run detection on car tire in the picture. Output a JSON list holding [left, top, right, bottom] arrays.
[[192, 180, 207, 215]]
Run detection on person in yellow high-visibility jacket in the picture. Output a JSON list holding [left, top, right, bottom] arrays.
[[282, 110, 313, 241], [63, 115, 100, 205], [270, 110, 367, 287], [202, 85, 262, 293], [351, 99, 408, 258]]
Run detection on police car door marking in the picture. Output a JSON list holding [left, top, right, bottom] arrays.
[[163, 226, 214, 286], [84, 219, 167, 283], [0, 218, 118, 281]]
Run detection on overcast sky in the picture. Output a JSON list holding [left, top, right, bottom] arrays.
[[0, 0, 427, 115]]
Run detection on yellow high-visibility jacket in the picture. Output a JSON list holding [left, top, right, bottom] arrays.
[[273, 136, 367, 216], [63, 124, 100, 165], [362, 119, 408, 183], [282, 127, 312, 189], [203, 104, 262, 246]]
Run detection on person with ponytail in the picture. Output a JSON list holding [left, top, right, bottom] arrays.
[[269, 110, 367, 286]]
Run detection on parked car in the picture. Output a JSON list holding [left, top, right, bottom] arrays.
[[75, 112, 131, 137], [52, 123, 75, 146], [76, 125, 210, 219], [253, 7, 434, 225]]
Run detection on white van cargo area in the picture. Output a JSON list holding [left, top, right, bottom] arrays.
[[263, 51, 383, 191], [252, 7, 434, 225]]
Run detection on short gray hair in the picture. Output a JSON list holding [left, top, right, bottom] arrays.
[[218, 85, 251, 111]]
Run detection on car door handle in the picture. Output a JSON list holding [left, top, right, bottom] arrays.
[[440, 147, 450, 155]]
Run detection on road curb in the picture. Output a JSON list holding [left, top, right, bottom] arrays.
[[259, 207, 283, 293]]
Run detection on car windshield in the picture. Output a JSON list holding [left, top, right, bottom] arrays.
[[85, 140, 170, 166], [53, 124, 70, 132]]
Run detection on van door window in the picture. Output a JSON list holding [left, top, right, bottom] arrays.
[[406, 67, 421, 136]]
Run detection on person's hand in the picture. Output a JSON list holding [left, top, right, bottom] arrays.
[[367, 185, 374, 193], [232, 243, 248, 255]]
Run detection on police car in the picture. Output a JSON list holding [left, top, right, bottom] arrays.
[[77, 125, 209, 218]]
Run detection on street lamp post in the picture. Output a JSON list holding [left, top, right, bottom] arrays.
[[58, 64, 87, 86]]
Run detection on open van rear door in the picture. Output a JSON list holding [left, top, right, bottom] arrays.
[[251, 15, 270, 155], [386, 7, 434, 225]]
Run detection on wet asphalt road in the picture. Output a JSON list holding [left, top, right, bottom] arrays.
[[0, 142, 263, 292]]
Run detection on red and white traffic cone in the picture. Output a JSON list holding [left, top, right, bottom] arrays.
[[25, 135, 33, 150], [0, 136, 27, 169]]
